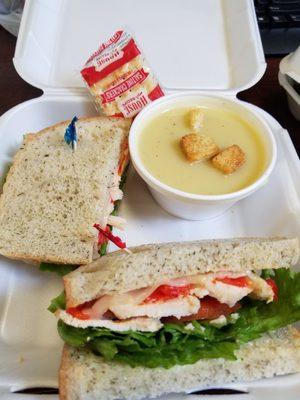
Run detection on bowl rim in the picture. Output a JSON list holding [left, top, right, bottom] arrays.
[[129, 92, 277, 202]]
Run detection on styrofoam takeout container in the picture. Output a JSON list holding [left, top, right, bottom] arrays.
[[279, 47, 300, 121], [278, 46, 300, 120], [129, 93, 277, 220], [0, 0, 300, 399]]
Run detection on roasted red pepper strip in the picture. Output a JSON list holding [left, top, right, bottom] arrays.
[[94, 223, 127, 249], [144, 284, 194, 303], [97, 226, 110, 246], [214, 276, 250, 287], [66, 299, 96, 320], [266, 278, 279, 301], [67, 307, 89, 320]]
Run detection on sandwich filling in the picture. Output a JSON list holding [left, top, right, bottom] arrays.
[[58, 271, 275, 332], [95, 138, 129, 256], [54, 268, 300, 368]]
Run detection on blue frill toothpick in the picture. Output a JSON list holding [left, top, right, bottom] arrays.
[[64, 116, 78, 151]]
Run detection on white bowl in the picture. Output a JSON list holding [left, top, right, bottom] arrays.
[[129, 93, 277, 220]]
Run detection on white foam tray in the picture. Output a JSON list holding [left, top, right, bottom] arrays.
[[13, 0, 265, 94], [1, 0, 300, 399], [1, 101, 300, 399]]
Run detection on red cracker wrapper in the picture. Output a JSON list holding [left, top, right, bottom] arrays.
[[81, 31, 164, 118]]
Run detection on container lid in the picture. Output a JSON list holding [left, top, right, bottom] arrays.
[[14, 0, 266, 95], [280, 46, 300, 84]]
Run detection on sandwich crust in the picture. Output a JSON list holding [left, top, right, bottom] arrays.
[[0, 116, 131, 265], [64, 237, 299, 307], [59, 326, 300, 400]]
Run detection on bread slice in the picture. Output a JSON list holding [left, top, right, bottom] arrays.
[[0, 117, 131, 265], [64, 237, 299, 307], [59, 326, 300, 400]]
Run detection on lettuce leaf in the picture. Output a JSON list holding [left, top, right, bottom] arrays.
[[225, 268, 300, 343], [48, 291, 66, 313], [58, 319, 238, 368], [57, 268, 300, 369], [39, 263, 78, 276]]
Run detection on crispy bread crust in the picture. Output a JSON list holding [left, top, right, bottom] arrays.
[[59, 346, 70, 400]]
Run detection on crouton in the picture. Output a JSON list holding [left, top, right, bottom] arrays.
[[189, 108, 204, 132], [212, 145, 246, 174], [180, 133, 219, 162]]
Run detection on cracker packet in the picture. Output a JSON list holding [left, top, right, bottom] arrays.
[[81, 30, 164, 118]]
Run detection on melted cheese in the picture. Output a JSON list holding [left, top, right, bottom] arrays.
[[248, 272, 274, 302], [209, 315, 227, 327]]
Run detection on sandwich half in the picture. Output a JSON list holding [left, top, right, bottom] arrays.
[[0, 116, 131, 265], [55, 237, 300, 399]]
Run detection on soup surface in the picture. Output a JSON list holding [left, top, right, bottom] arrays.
[[139, 107, 267, 195]]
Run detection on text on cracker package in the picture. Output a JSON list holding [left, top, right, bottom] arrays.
[[81, 30, 164, 118]]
